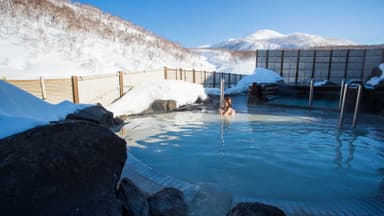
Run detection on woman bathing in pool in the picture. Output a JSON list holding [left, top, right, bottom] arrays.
[[219, 97, 236, 116]]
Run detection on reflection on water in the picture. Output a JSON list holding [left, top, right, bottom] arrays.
[[334, 130, 357, 168], [120, 105, 384, 201]]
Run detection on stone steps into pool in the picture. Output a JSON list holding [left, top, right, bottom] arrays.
[[121, 153, 233, 216]]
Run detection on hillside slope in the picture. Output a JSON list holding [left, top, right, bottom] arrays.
[[0, 0, 214, 78]]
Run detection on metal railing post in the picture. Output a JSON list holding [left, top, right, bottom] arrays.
[[352, 84, 363, 128], [308, 79, 314, 107], [220, 78, 225, 108], [338, 79, 345, 110], [338, 83, 349, 129]]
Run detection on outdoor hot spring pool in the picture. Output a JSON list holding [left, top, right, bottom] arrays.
[[119, 96, 384, 204]]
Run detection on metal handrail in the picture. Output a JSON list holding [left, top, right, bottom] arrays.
[[338, 83, 349, 128], [352, 84, 363, 128], [338, 79, 345, 110], [338, 81, 363, 129]]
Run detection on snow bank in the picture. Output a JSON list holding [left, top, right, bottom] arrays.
[[205, 88, 221, 96], [221, 68, 282, 95], [366, 63, 384, 87], [107, 80, 207, 116], [0, 80, 88, 139], [314, 80, 328, 87]]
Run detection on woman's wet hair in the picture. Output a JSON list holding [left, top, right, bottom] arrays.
[[224, 97, 232, 107]]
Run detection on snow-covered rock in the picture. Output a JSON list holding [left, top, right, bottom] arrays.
[[0, 80, 88, 139], [314, 80, 329, 87], [205, 68, 282, 95], [0, 0, 214, 79], [107, 80, 207, 116], [366, 63, 384, 88], [224, 68, 283, 95], [209, 29, 355, 51]]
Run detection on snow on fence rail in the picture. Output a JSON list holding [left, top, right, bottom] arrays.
[[2, 68, 242, 105], [255, 47, 384, 84]]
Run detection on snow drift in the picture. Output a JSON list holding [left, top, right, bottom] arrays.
[[366, 63, 384, 87], [107, 80, 207, 116], [205, 67, 282, 95], [0, 80, 87, 139], [223, 68, 282, 95]]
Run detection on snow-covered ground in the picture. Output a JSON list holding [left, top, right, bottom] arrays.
[[0, 80, 88, 139], [107, 80, 207, 116], [366, 63, 384, 88], [193, 48, 255, 74], [209, 29, 355, 51]]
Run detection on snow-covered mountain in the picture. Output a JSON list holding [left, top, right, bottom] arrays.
[[0, 0, 214, 78], [209, 29, 355, 51]]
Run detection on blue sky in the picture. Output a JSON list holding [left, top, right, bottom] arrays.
[[77, 0, 383, 47]]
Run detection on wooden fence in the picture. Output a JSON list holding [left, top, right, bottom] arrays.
[[4, 46, 382, 105], [2, 68, 241, 105], [164, 67, 243, 88], [255, 47, 384, 84]]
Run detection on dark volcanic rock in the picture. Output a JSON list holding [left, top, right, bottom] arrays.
[[66, 104, 123, 127], [144, 100, 177, 113], [116, 178, 149, 216], [149, 187, 188, 216], [0, 121, 127, 216], [227, 202, 286, 216]]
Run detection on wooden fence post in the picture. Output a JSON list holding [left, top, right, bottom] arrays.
[[255, 50, 258, 68], [295, 49, 301, 84], [311, 50, 317, 78], [179, 68, 183, 81], [228, 73, 231, 88], [344, 49, 350, 79], [327, 49, 333, 80], [382, 48, 384, 63], [119, 71, 124, 97], [204, 70, 207, 87], [192, 69, 196, 83], [184, 69, 186, 81], [280, 50, 285, 77], [213, 71, 216, 88], [360, 49, 367, 80], [164, 66, 168, 80], [40, 76, 47, 100], [71, 76, 79, 104], [266, 50, 270, 68]]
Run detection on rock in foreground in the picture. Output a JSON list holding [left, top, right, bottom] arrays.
[[116, 178, 149, 216], [228, 202, 286, 216], [66, 104, 123, 127], [0, 121, 127, 215], [149, 187, 188, 216]]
